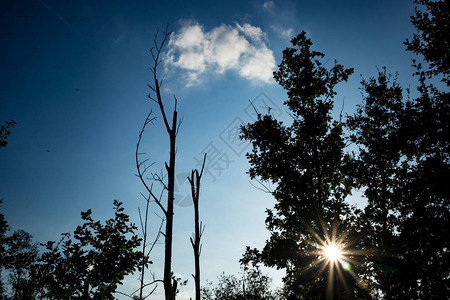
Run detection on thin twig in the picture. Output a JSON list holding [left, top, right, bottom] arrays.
[[136, 110, 167, 215], [249, 178, 274, 194]]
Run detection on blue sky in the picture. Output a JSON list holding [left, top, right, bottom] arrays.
[[1, 0, 418, 298]]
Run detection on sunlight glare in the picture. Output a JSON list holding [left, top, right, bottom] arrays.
[[324, 243, 341, 262]]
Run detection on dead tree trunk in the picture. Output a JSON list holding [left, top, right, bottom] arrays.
[[136, 24, 181, 300], [165, 102, 177, 300], [188, 154, 206, 300]]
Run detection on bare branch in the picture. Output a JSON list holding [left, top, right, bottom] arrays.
[[136, 110, 167, 216], [150, 171, 168, 191], [148, 216, 164, 256], [115, 291, 136, 299], [147, 25, 173, 134], [339, 96, 345, 123], [249, 178, 274, 194], [130, 279, 163, 297], [248, 99, 261, 117], [143, 283, 158, 299], [147, 84, 156, 93], [199, 153, 207, 178], [176, 116, 184, 137], [138, 207, 145, 236]]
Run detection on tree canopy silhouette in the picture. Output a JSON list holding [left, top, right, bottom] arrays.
[[37, 200, 144, 299], [240, 31, 366, 299], [240, 1, 449, 298]]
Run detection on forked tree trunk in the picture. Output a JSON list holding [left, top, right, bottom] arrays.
[[188, 154, 206, 300]]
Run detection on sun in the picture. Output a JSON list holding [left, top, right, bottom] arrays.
[[295, 221, 368, 299], [323, 242, 342, 262]]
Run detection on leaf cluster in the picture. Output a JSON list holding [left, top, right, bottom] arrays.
[[0, 120, 16, 150], [36, 200, 145, 299]]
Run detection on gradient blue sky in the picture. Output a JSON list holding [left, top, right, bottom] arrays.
[[1, 0, 418, 298]]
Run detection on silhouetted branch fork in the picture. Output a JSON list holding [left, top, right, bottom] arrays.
[[149, 25, 174, 135], [139, 192, 150, 201], [249, 177, 273, 194], [129, 279, 163, 297], [151, 171, 168, 190], [137, 157, 151, 166], [141, 164, 154, 176], [176, 116, 184, 137], [147, 216, 164, 256], [147, 94, 158, 104], [136, 111, 167, 216]]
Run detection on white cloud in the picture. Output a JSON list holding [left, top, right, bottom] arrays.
[[270, 25, 294, 39], [209, 25, 249, 72], [165, 22, 275, 87], [240, 46, 274, 83], [236, 23, 265, 43], [171, 25, 205, 50], [263, 1, 275, 12]]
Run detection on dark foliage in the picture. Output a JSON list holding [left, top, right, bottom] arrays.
[[240, 1, 449, 298], [240, 31, 366, 299], [405, 0, 450, 84], [0, 202, 40, 300], [202, 268, 277, 300], [345, 0, 449, 297], [347, 64, 449, 298], [0, 120, 16, 150], [37, 200, 144, 299]]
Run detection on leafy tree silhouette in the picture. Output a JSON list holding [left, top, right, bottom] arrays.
[[0, 202, 40, 299], [37, 200, 143, 299], [240, 31, 366, 299], [202, 267, 277, 300], [240, 1, 449, 298], [345, 0, 449, 297], [347, 69, 411, 297], [405, 0, 450, 84], [5, 229, 39, 299]]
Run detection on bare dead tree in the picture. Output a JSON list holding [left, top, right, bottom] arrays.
[[188, 154, 206, 300], [136, 24, 181, 300], [131, 110, 166, 300]]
